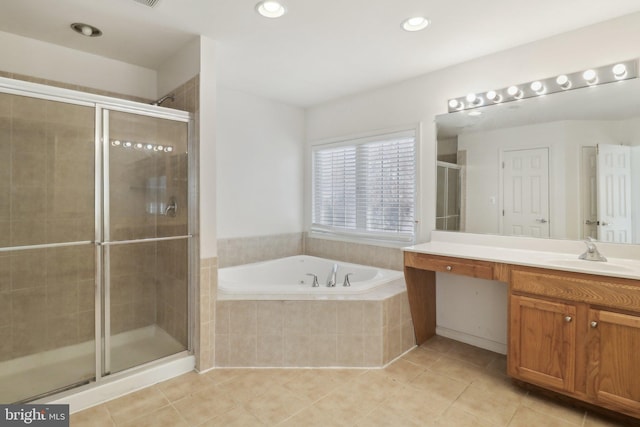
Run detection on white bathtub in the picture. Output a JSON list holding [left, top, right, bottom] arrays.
[[218, 255, 405, 300]]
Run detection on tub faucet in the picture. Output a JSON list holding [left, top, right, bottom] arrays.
[[579, 237, 607, 262], [327, 263, 338, 287]]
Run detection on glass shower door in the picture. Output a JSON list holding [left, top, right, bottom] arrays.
[[0, 92, 96, 402], [103, 110, 189, 375]]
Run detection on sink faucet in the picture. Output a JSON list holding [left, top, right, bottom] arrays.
[[326, 263, 338, 287], [579, 237, 607, 262]]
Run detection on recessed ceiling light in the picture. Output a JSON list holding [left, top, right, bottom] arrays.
[[256, 1, 286, 18], [402, 16, 430, 32], [70, 22, 102, 37]]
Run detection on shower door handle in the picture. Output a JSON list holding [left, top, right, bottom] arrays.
[[164, 197, 177, 217]]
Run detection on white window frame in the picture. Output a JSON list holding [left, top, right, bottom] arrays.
[[309, 126, 420, 246]]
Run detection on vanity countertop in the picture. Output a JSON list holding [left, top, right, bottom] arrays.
[[404, 240, 640, 281]]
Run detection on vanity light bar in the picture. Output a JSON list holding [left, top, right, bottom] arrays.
[[111, 139, 174, 153], [447, 59, 638, 113]]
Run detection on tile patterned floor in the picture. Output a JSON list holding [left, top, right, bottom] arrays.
[[70, 336, 635, 426]]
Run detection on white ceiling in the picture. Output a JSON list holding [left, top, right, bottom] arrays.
[[1, 0, 640, 106]]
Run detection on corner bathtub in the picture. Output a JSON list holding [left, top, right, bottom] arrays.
[[218, 255, 405, 300], [215, 255, 415, 368]]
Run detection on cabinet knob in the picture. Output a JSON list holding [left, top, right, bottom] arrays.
[[564, 316, 573, 323], [590, 321, 598, 328], [446, 265, 452, 271]]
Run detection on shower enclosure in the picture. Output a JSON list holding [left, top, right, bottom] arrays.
[[0, 79, 194, 403]]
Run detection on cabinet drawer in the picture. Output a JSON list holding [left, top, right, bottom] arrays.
[[404, 252, 494, 280], [511, 268, 640, 313]]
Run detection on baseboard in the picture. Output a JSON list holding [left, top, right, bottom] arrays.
[[436, 326, 507, 355]]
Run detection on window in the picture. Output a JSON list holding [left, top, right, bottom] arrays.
[[312, 129, 417, 243]]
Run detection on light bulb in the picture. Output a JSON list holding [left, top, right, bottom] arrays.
[[81, 25, 93, 36], [123, 141, 132, 148], [612, 63, 627, 79], [530, 81, 545, 95], [402, 16, 430, 32], [556, 75, 572, 90], [583, 69, 598, 85], [134, 143, 143, 149], [486, 90, 502, 103], [256, 1, 286, 18], [164, 147, 174, 153], [507, 86, 523, 99], [111, 140, 121, 146], [448, 99, 460, 109], [156, 145, 164, 151], [145, 144, 153, 150]]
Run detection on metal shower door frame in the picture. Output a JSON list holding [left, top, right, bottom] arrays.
[[96, 105, 194, 379]]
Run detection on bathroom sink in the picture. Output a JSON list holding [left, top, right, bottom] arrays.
[[546, 259, 635, 274]]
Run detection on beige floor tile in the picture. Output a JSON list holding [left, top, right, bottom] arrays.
[[281, 369, 344, 403], [379, 384, 452, 420], [70, 404, 115, 427], [278, 405, 348, 427], [355, 405, 425, 427], [157, 371, 216, 402], [172, 386, 237, 426], [508, 406, 583, 427], [420, 335, 458, 354], [105, 386, 170, 425], [430, 355, 486, 384], [449, 382, 521, 426], [242, 383, 309, 425], [312, 385, 380, 424], [470, 371, 527, 401], [118, 406, 188, 427], [409, 369, 469, 402], [202, 368, 248, 386], [401, 346, 442, 368], [486, 354, 507, 376], [215, 370, 284, 404], [583, 411, 637, 426], [434, 406, 500, 427], [379, 358, 427, 384], [348, 370, 406, 403], [521, 392, 586, 426], [199, 406, 265, 427], [446, 340, 499, 368], [70, 336, 637, 427]]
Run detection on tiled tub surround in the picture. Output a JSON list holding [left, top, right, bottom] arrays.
[[214, 236, 410, 367], [304, 235, 404, 271], [217, 233, 304, 268], [217, 232, 403, 271], [215, 285, 414, 367]]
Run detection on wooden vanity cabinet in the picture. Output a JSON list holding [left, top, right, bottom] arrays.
[[508, 267, 640, 418], [587, 309, 640, 415], [508, 294, 576, 392]]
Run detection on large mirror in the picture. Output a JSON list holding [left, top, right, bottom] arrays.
[[436, 76, 640, 244]]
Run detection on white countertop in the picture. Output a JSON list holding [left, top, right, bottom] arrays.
[[404, 240, 640, 281]]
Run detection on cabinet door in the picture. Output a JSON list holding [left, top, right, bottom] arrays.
[[588, 309, 640, 417], [509, 295, 576, 392]]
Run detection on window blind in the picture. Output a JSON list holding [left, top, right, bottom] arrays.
[[312, 130, 416, 243]]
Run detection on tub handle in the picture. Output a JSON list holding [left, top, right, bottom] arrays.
[[306, 273, 320, 287], [343, 273, 353, 287]]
